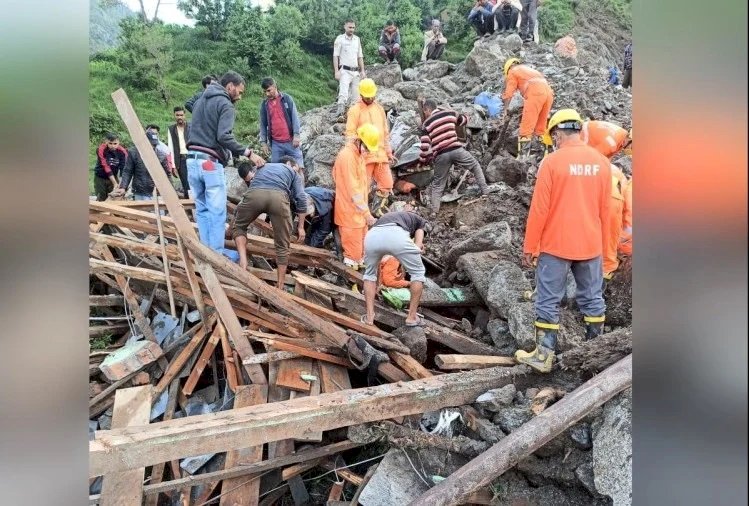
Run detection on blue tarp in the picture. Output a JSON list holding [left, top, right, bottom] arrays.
[[474, 91, 503, 118]]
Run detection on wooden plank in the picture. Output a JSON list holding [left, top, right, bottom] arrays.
[[90, 295, 125, 307], [220, 385, 268, 506], [99, 386, 152, 506], [318, 363, 352, 394], [182, 320, 223, 396], [220, 325, 240, 394], [144, 379, 180, 506], [290, 362, 323, 443], [111, 88, 266, 386], [90, 366, 526, 476], [275, 356, 313, 392], [154, 316, 216, 396], [246, 338, 351, 368], [409, 355, 633, 506], [389, 352, 434, 380], [434, 354, 516, 370], [243, 351, 303, 365], [153, 190, 176, 316], [89, 324, 130, 338], [424, 326, 499, 356]]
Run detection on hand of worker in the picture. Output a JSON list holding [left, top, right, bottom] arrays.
[[522, 252, 535, 268], [296, 225, 306, 243], [261, 143, 270, 156], [335, 70, 341, 80], [292, 136, 301, 148], [388, 154, 399, 165], [109, 188, 126, 198], [360, 69, 367, 79], [249, 151, 266, 168], [239, 256, 248, 271], [366, 214, 377, 226]]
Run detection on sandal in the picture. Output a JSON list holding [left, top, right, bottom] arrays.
[[404, 315, 426, 327], [360, 315, 374, 326]]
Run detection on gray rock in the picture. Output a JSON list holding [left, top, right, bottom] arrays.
[[97, 413, 111, 431], [464, 40, 509, 78], [303, 134, 346, 189], [498, 33, 523, 52], [507, 93, 524, 113], [392, 325, 428, 364], [487, 318, 514, 350], [592, 387, 632, 505], [438, 76, 461, 95], [298, 105, 337, 147], [376, 88, 413, 113], [485, 155, 528, 187], [576, 460, 598, 496], [445, 221, 512, 267], [507, 301, 536, 350], [402, 67, 418, 81], [475, 384, 516, 412], [366, 63, 403, 88], [393, 80, 448, 101], [493, 471, 607, 506], [225, 164, 247, 202], [407, 60, 450, 81], [486, 261, 531, 319], [569, 422, 593, 450], [492, 405, 533, 433]]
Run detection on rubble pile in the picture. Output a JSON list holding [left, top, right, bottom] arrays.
[[89, 15, 632, 506]]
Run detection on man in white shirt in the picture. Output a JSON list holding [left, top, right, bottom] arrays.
[[333, 19, 366, 117], [421, 20, 448, 62]]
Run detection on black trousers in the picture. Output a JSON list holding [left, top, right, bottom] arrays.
[[496, 6, 519, 30], [177, 155, 189, 198], [472, 15, 495, 36]]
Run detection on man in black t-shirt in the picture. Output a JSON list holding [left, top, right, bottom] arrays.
[[362, 202, 429, 327]]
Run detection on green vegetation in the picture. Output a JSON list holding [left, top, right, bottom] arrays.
[[539, 0, 632, 40], [90, 333, 114, 350]]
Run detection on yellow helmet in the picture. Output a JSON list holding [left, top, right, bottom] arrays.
[[359, 78, 378, 98], [546, 108, 583, 135], [503, 58, 521, 76], [357, 123, 381, 152]]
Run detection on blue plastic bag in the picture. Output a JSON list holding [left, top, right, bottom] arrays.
[[474, 91, 503, 118]]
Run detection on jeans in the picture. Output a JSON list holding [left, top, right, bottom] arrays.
[[270, 141, 305, 167], [133, 193, 152, 201], [534, 253, 605, 323], [520, 0, 538, 41], [186, 153, 239, 262]]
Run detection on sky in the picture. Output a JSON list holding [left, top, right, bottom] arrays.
[[121, 0, 275, 26]]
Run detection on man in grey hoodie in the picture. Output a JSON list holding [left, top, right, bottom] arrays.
[[186, 70, 265, 261]]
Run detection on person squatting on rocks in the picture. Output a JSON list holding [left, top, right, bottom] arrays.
[[168, 106, 191, 199], [259, 77, 304, 168], [345, 78, 397, 217], [333, 19, 366, 117], [516, 109, 612, 373], [519, 0, 539, 43], [231, 156, 308, 289], [379, 21, 401, 65], [501, 57, 554, 159], [93, 132, 127, 201], [362, 202, 429, 327], [468, 0, 496, 37], [110, 130, 172, 201], [186, 71, 265, 262], [421, 20, 447, 62], [332, 124, 380, 269], [300, 187, 336, 248], [418, 99, 489, 215], [494, 0, 522, 33], [185, 74, 217, 113]]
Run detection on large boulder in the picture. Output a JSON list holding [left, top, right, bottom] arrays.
[[225, 165, 247, 202], [376, 88, 414, 113], [392, 325, 427, 364], [464, 38, 510, 79], [303, 134, 346, 189], [506, 303, 587, 352], [498, 32, 523, 52], [403, 60, 450, 81], [437, 76, 461, 95], [592, 388, 632, 505], [486, 261, 532, 319], [366, 63, 403, 88], [485, 155, 528, 186], [445, 221, 512, 267], [298, 105, 337, 147], [394, 80, 448, 102]]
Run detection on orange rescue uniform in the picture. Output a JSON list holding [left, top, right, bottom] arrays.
[[332, 142, 371, 264], [379, 255, 410, 288], [618, 179, 632, 256], [603, 165, 628, 276], [524, 138, 612, 260], [502, 64, 554, 139], [581, 121, 629, 159], [346, 99, 394, 192]]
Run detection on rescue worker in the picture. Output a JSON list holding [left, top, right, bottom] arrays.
[[332, 123, 380, 269], [362, 202, 428, 327], [301, 186, 336, 248], [345, 78, 397, 217], [501, 58, 554, 160], [376, 201, 417, 288], [516, 109, 612, 373], [581, 121, 632, 159], [603, 165, 629, 281], [619, 178, 632, 257]]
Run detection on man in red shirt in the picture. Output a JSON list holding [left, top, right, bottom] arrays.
[[517, 109, 612, 373], [259, 77, 304, 168]]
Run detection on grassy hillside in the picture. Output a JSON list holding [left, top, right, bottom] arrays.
[[89, 0, 134, 54]]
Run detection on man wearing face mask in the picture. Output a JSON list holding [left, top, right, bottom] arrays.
[[332, 123, 380, 270], [345, 78, 397, 217], [517, 109, 612, 373], [186, 71, 265, 262]]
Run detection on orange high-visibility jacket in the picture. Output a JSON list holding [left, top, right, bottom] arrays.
[[332, 142, 371, 228], [619, 179, 633, 256], [345, 99, 393, 163], [502, 64, 550, 101], [604, 165, 628, 274], [379, 255, 410, 288], [524, 138, 612, 260], [581, 121, 629, 159]]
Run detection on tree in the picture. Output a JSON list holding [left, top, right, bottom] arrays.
[[178, 0, 241, 41], [119, 18, 174, 105], [224, 5, 271, 70]]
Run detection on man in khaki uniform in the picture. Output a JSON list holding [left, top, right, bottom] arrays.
[[333, 19, 366, 117]]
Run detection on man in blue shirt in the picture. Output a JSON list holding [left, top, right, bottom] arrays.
[[231, 156, 308, 288]]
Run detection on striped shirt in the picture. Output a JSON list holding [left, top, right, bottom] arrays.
[[419, 108, 467, 163]]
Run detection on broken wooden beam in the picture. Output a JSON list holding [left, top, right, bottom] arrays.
[[434, 354, 516, 370], [408, 354, 633, 506], [90, 366, 526, 476]]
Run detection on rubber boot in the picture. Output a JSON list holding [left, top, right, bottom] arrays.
[[584, 315, 605, 340], [517, 136, 532, 160], [515, 321, 558, 373]]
